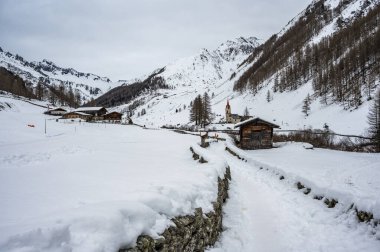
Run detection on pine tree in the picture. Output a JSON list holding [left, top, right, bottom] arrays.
[[189, 94, 212, 126], [244, 107, 249, 117], [266, 90, 271, 102], [202, 92, 212, 126], [189, 103, 196, 124], [190, 96, 201, 125], [36, 81, 44, 100], [68, 86, 75, 107], [368, 90, 380, 152], [195, 95, 203, 125], [302, 94, 311, 116], [75, 90, 81, 108]]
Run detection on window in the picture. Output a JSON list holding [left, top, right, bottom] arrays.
[[250, 131, 264, 143]]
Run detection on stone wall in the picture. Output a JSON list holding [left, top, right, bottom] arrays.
[[119, 166, 231, 252]]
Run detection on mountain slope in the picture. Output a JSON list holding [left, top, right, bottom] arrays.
[[235, 0, 380, 109], [94, 37, 260, 118]]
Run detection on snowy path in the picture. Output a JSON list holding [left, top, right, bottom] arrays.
[[208, 143, 380, 252]]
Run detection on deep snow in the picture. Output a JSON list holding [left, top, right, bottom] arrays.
[[1, 95, 380, 252], [207, 140, 380, 252], [0, 96, 226, 251]]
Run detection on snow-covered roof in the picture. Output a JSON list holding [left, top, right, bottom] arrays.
[[74, 107, 105, 112], [200, 132, 208, 137], [49, 107, 66, 111], [234, 117, 280, 129], [65, 111, 92, 116], [104, 111, 123, 116]]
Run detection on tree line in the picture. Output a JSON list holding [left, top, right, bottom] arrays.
[[189, 92, 212, 126]]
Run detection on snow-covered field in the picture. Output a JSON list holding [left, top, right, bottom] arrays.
[[208, 140, 380, 252], [225, 139, 380, 219], [1, 95, 379, 252], [0, 96, 226, 251]]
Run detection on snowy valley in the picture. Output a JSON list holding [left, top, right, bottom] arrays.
[[1, 0, 380, 251], [0, 94, 379, 251]]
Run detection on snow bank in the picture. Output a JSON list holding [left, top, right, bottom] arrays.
[[0, 97, 227, 251]]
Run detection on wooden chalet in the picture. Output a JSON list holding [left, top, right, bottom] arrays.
[[74, 107, 107, 121], [62, 111, 92, 121], [44, 107, 67, 116], [234, 117, 280, 149], [103, 111, 123, 123]]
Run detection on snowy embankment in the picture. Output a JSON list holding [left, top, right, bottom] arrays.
[[208, 140, 380, 252], [225, 138, 380, 221], [0, 96, 226, 251]]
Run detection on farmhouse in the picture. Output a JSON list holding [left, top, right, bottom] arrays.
[[62, 111, 92, 121], [103, 111, 123, 123], [234, 117, 280, 149], [74, 107, 107, 121], [74, 107, 107, 116], [44, 107, 67, 116]]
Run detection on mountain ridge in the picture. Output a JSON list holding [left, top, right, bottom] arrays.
[[0, 47, 121, 102]]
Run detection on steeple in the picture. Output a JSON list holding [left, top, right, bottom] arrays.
[[225, 99, 231, 123]]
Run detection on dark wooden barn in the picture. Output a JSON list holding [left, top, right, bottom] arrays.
[[234, 117, 280, 149], [103, 111, 123, 123]]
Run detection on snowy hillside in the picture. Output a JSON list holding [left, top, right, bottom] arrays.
[[93, 36, 259, 108], [0, 47, 119, 101], [159, 37, 259, 88], [107, 0, 379, 136], [102, 37, 259, 126]]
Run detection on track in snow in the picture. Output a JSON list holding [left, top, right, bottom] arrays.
[[207, 143, 380, 252]]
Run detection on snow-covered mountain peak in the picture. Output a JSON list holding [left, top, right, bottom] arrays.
[[95, 35, 262, 126], [153, 36, 259, 89], [0, 47, 118, 101], [215, 36, 259, 62]]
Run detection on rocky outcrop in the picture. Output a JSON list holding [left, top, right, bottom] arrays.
[[120, 167, 231, 252]]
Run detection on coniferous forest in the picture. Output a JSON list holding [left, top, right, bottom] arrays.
[[0, 67, 81, 107], [234, 1, 380, 109]]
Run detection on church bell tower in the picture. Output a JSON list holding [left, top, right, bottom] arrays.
[[225, 100, 231, 123]]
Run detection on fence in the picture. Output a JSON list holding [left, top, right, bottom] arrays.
[[273, 129, 375, 152]]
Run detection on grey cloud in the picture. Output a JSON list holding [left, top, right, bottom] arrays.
[[0, 0, 310, 80]]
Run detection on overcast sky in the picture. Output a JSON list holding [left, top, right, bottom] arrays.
[[0, 0, 310, 80]]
